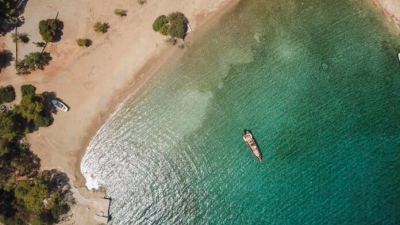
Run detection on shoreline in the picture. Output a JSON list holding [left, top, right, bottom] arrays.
[[0, 0, 399, 223], [73, 0, 241, 190], [372, 0, 400, 31], [1, 0, 239, 223]]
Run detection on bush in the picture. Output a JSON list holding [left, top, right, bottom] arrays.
[[39, 19, 63, 42], [114, 9, 127, 17], [137, 0, 147, 5], [93, 22, 107, 33], [152, 15, 168, 32], [76, 38, 90, 47], [21, 84, 36, 96], [0, 85, 16, 103]]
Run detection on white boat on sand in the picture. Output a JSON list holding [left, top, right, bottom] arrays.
[[51, 100, 69, 112]]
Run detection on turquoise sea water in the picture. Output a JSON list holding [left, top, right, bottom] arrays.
[[81, 0, 400, 224]]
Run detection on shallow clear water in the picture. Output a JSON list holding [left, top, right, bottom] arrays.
[[81, 0, 400, 224]]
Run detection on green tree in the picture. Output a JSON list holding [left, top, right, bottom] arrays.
[[0, 85, 15, 103], [16, 52, 52, 75], [38, 19, 62, 42], [23, 176, 50, 212], [15, 93, 52, 130], [16, 94, 44, 122], [0, 139, 11, 156], [153, 12, 188, 39], [0, 0, 17, 28], [152, 15, 168, 32], [21, 84, 36, 97], [0, 112, 19, 140], [167, 12, 187, 39]]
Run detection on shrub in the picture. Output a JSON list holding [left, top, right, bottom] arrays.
[[21, 84, 36, 96], [76, 38, 90, 47], [39, 19, 63, 42], [0, 85, 16, 103], [137, 0, 147, 5], [16, 52, 52, 75], [114, 9, 127, 17], [93, 22, 107, 33], [153, 15, 168, 32]]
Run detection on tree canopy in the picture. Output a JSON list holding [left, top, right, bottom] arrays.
[[38, 19, 63, 42], [0, 85, 72, 224], [167, 12, 187, 39], [16, 52, 52, 75], [0, 85, 15, 103], [153, 12, 188, 39], [21, 84, 36, 97], [0, 0, 17, 28]]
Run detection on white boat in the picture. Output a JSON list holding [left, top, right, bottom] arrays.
[[51, 100, 69, 112], [398, 53, 400, 61], [242, 130, 262, 161]]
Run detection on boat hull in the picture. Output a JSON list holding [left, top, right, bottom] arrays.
[[51, 100, 69, 112], [242, 130, 262, 161]]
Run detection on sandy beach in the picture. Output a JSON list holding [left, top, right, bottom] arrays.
[[1, 0, 239, 223], [0, 0, 399, 224]]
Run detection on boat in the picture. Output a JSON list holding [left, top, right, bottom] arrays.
[[51, 100, 69, 112], [398, 53, 400, 61], [242, 130, 262, 161]]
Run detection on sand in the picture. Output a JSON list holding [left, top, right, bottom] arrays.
[[373, 0, 400, 29], [0, 0, 398, 224]]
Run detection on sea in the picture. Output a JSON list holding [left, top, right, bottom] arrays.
[[81, 0, 400, 224]]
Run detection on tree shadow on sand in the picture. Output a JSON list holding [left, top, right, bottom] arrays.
[[0, 50, 13, 69]]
